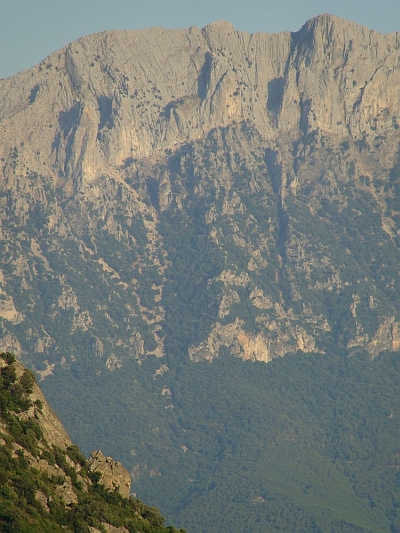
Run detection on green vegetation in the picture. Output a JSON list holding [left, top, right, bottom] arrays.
[[160, 207, 224, 357], [43, 349, 400, 533]]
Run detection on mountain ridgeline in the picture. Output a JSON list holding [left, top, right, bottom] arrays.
[[1, 14, 400, 533], [1, 14, 400, 367]]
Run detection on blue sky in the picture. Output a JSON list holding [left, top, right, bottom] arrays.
[[1, 0, 399, 78]]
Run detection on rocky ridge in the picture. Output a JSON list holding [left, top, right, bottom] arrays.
[[0, 14, 400, 372]]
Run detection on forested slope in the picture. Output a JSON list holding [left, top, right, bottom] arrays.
[[45, 350, 400, 533]]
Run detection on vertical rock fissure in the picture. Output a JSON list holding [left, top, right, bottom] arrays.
[[264, 148, 290, 306]]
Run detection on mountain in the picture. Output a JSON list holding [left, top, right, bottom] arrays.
[[1, 13, 400, 532], [0, 351, 184, 532], [1, 14, 400, 367]]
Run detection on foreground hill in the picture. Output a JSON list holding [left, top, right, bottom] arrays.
[[0, 351, 184, 532], [1, 13, 400, 532]]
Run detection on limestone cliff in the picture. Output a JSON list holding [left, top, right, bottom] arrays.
[[0, 14, 400, 373]]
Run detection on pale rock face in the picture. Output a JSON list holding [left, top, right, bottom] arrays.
[[249, 287, 273, 310], [237, 332, 271, 362], [189, 318, 317, 363], [365, 317, 400, 357], [55, 476, 79, 505], [4, 14, 398, 185], [0, 15, 400, 369], [88, 450, 132, 498], [106, 354, 123, 371], [0, 290, 24, 323], [0, 333, 23, 357]]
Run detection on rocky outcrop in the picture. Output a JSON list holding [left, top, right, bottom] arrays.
[[0, 353, 132, 509], [189, 318, 317, 363], [90, 526, 129, 533], [364, 318, 400, 358], [88, 450, 131, 498]]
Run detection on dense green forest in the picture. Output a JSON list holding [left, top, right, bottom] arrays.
[[0, 352, 185, 533], [42, 349, 400, 533]]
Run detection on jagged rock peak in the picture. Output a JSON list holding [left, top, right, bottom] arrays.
[[203, 20, 236, 31], [291, 12, 397, 62], [301, 13, 378, 34], [201, 20, 238, 39]]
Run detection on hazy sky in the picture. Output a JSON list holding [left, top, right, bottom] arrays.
[[1, 0, 399, 78]]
